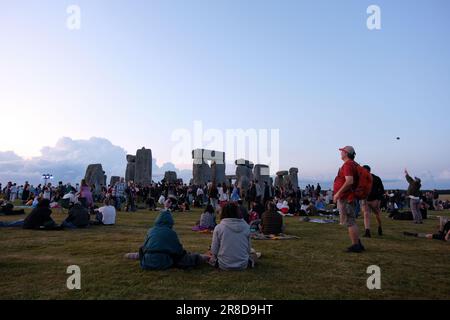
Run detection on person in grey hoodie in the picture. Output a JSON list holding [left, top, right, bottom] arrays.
[[209, 203, 256, 270]]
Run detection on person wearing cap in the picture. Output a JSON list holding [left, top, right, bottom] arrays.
[[333, 146, 365, 253], [361, 165, 385, 238], [405, 169, 423, 224]]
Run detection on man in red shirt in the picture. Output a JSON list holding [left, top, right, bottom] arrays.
[[333, 146, 365, 253]]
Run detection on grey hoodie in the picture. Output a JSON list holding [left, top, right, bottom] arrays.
[[211, 218, 251, 270]]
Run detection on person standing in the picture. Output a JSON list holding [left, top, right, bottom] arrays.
[[21, 182, 30, 204], [333, 146, 365, 253], [361, 166, 385, 237], [405, 169, 423, 224], [208, 183, 219, 209], [125, 181, 137, 212], [114, 178, 126, 211], [10, 183, 17, 202]]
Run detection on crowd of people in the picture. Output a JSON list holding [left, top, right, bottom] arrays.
[[1, 145, 449, 272]]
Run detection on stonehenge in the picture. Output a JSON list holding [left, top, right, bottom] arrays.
[[125, 148, 152, 185], [192, 149, 225, 185], [84, 164, 106, 193], [134, 147, 153, 185], [125, 155, 136, 183], [164, 171, 178, 184], [253, 164, 270, 187], [110, 176, 120, 187], [275, 168, 299, 191], [235, 159, 254, 192]]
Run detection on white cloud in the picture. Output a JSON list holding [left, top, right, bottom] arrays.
[[0, 137, 193, 185], [439, 170, 450, 180]]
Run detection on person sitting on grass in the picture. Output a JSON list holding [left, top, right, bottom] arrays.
[[208, 202, 259, 270], [404, 216, 450, 242], [61, 202, 90, 229], [124, 209, 209, 270], [94, 198, 117, 225], [195, 204, 217, 231], [0, 199, 61, 229], [260, 202, 283, 236]]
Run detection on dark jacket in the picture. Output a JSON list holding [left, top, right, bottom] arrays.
[[139, 210, 185, 270], [65, 204, 90, 228], [23, 207, 55, 229], [261, 210, 283, 235], [406, 174, 421, 197]]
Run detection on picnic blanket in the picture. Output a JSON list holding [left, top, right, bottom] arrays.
[[300, 217, 338, 224], [191, 226, 214, 234], [251, 232, 299, 240]]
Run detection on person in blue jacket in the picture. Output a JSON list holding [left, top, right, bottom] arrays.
[[125, 209, 209, 270]]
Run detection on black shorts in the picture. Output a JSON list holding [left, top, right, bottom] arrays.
[[432, 232, 445, 241]]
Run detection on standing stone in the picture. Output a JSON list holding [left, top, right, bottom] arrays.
[[288, 167, 299, 191], [193, 163, 212, 186], [84, 164, 105, 194], [212, 161, 226, 185], [164, 171, 178, 184], [192, 149, 225, 186], [135, 147, 152, 186], [253, 164, 270, 187], [235, 159, 254, 192], [125, 155, 136, 183], [275, 170, 289, 189], [110, 176, 120, 187]]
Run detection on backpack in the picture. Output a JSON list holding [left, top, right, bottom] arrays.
[[353, 164, 373, 200]]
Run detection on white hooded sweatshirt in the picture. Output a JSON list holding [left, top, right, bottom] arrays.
[[210, 218, 251, 270]]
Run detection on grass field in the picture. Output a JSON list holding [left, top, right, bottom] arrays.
[[0, 205, 449, 300]]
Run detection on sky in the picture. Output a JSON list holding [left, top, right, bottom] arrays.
[[1, 0, 450, 189]]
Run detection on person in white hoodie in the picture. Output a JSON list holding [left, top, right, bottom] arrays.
[[208, 202, 259, 270]]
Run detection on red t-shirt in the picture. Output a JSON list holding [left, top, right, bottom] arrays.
[[333, 159, 358, 201]]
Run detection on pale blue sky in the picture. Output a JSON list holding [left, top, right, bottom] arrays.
[[1, 0, 449, 188]]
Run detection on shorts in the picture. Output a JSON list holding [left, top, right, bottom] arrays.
[[360, 199, 381, 215], [337, 200, 356, 227], [432, 232, 445, 241]]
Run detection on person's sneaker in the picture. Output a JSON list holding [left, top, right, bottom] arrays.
[[378, 226, 383, 236], [124, 253, 139, 260], [346, 244, 363, 253], [403, 232, 418, 237], [363, 229, 371, 238]]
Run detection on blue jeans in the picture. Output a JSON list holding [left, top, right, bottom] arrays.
[[0, 220, 24, 227], [115, 196, 122, 210], [96, 212, 104, 224], [61, 221, 77, 229]]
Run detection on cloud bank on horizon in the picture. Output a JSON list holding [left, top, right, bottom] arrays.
[[0, 137, 192, 186], [0, 137, 449, 190]]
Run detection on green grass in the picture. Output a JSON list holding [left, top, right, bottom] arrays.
[[0, 206, 449, 300]]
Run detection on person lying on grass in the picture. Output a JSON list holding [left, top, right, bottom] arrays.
[[0, 199, 62, 230], [206, 202, 260, 271], [404, 216, 450, 242], [124, 209, 209, 270]]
